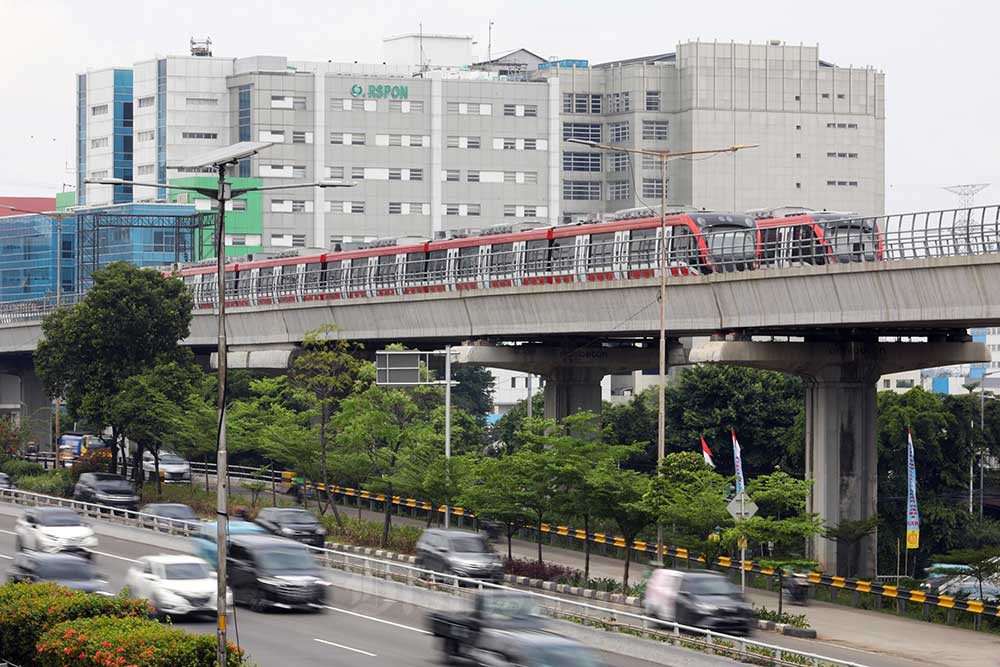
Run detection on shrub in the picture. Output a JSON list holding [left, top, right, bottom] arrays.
[[0, 582, 150, 666], [37, 616, 245, 667], [322, 516, 423, 554], [70, 451, 110, 482], [1, 460, 45, 480], [17, 469, 73, 497], [503, 557, 581, 583], [753, 605, 810, 629]]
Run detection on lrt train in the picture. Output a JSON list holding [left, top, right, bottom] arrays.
[[749, 206, 883, 265], [172, 208, 878, 308]]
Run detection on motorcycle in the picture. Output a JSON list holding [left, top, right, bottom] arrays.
[[782, 575, 810, 605]]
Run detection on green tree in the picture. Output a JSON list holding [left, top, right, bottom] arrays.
[[492, 393, 544, 453], [461, 456, 532, 560], [334, 384, 434, 547], [291, 325, 366, 526], [932, 548, 1000, 602], [823, 517, 880, 578], [451, 366, 495, 420], [395, 446, 474, 527], [590, 461, 653, 587], [34, 262, 193, 474], [0, 418, 30, 461], [646, 451, 731, 545]]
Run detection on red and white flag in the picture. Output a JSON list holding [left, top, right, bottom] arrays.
[[701, 436, 715, 468]]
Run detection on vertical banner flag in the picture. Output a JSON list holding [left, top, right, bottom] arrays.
[[731, 430, 746, 495], [701, 436, 715, 468], [906, 429, 920, 549]]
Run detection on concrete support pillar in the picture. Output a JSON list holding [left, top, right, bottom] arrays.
[[542, 367, 606, 421], [2, 369, 53, 452], [690, 338, 989, 576]]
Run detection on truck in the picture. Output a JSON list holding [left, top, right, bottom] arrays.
[[57, 434, 110, 468], [427, 591, 603, 666]]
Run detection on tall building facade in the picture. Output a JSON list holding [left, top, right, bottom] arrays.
[[76, 39, 885, 255], [76, 68, 133, 206]]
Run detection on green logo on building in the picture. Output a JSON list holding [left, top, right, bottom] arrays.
[[350, 83, 409, 100]]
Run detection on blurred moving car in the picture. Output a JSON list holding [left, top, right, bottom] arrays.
[[124, 555, 232, 617], [190, 519, 267, 564], [228, 535, 328, 611], [415, 529, 504, 584], [253, 507, 326, 547], [140, 503, 200, 531], [7, 551, 109, 594], [141, 450, 192, 483], [73, 472, 140, 511], [428, 590, 603, 666], [922, 563, 973, 593], [643, 569, 754, 635], [937, 575, 1000, 602], [0, 472, 14, 490], [14, 508, 98, 558]]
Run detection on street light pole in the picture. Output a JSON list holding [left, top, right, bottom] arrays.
[[979, 370, 999, 518], [444, 344, 452, 529], [564, 138, 756, 564]]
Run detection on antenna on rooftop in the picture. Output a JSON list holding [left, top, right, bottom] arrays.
[[190, 37, 212, 57]]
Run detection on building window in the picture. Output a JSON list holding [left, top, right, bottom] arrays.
[[388, 99, 424, 112], [410, 168, 424, 181], [563, 152, 601, 172], [137, 96, 154, 108], [562, 93, 601, 114], [230, 235, 246, 246], [447, 136, 480, 149], [389, 168, 402, 181], [136, 164, 154, 175], [503, 205, 516, 217], [468, 170, 480, 182], [389, 202, 402, 214], [330, 132, 365, 145], [90, 137, 108, 149], [563, 181, 601, 200], [562, 123, 601, 142], [468, 204, 481, 216], [446, 204, 460, 215], [326, 166, 344, 179], [641, 155, 661, 171], [329, 201, 365, 214], [606, 92, 631, 113], [90, 170, 108, 179], [292, 131, 310, 144], [821, 93, 830, 99], [606, 153, 628, 172], [181, 132, 218, 140], [524, 138, 537, 150], [446, 102, 492, 115], [641, 120, 668, 141], [137, 130, 155, 142], [445, 169, 460, 182], [837, 93, 845, 99], [91, 104, 108, 116], [609, 181, 630, 200], [523, 172, 538, 184], [503, 104, 516, 116], [795, 182, 801, 189], [292, 165, 306, 178], [502, 138, 516, 150], [642, 178, 664, 198], [186, 97, 218, 106], [231, 199, 247, 211], [291, 200, 307, 213], [351, 167, 365, 180], [645, 90, 660, 112], [609, 122, 629, 143]]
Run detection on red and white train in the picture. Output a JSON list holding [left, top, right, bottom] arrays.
[[172, 208, 881, 309]]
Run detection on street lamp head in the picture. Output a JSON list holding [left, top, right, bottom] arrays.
[[316, 180, 358, 188], [565, 138, 599, 148], [729, 144, 760, 151], [85, 178, 126, 186]]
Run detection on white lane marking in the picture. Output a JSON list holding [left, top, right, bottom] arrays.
[[313, 638, 377, 657], [0, 529, 15, 535], [316, 604, 431, 635], [92, 550, 139, 563], [0, 554, 11, 560]]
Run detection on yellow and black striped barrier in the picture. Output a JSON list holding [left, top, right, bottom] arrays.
[[282, 473, 1000, 620]]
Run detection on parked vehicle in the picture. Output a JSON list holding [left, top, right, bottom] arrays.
[[227, 535, 328, 611], [253, 507, 326, 547], [0, 472, 15, 490], [73, 472, 139, 511], [7, 551, 109, 594], [57, 433, 109, 468], [643, 569, 754, 635], [14, 508, 97, 558], [937, 575, 1000, 602], [415, 529, 504, 584], [428, 590, 602, 666], [190, 519, 267, 564], [139, 503, 200, 531], [124, 555, 232, 617], [141, 450, 192, 483]]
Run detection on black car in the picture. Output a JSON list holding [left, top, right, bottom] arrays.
[[253, 507, 326, 547], [227, 535, 328, 611], [73, 473, 139, 511], [415, 529, 504, 584], [0, 473, 14, 490], [140, 503, 200, 531], [7, 551, 109, 594]]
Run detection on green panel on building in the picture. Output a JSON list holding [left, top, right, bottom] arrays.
[[55, 191, 76, 211], [169, 177, 264, 258]]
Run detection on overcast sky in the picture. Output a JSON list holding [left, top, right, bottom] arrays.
[[2, 0, 997, 213]]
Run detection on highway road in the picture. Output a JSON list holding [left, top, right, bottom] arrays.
[[0, 505, 715, 667]]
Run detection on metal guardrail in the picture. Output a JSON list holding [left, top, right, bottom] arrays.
[[0, 485, 863, 667], [3, 205, 999, 324], [21, 453, 1000, 625]]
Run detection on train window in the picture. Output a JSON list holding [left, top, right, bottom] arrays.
[[201, 277, 217, 303], [375, 255, 397, 285], [182, 275, 196, 287], [426, 250, 447, 281], [259, 267, 275, 292], [457, 246, 479, 279], [303, 262, 323, 291], [551, 238, 574, 272], [628, 228, 657, 267], [278, 267, 298, 294], [404, 252, 426, 283], [524, 240, 549, 273], [673, 229, 696, 263], [588, 233, 615, 269], [224, 271, 237, 298], [489, 243, 514, 275], [327, 262, 345, 291], [349, 258, 369, 290], [761, 229, 779, 260], [791, 226, 819, 263]]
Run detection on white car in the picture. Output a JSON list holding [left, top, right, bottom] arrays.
[[15, 508, 98, 559], [125, 555, 232, 617], [142, 451, 192, 483]]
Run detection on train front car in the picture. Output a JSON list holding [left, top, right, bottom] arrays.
[[811, 212, 883, 263], [685, 212, 759, 273]]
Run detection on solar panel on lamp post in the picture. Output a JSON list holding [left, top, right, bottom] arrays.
[[89, 140, 355, 667], [565, 138, 756, 565]]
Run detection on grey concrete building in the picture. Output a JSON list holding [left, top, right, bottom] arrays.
[[78, 37, 884, 252]]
